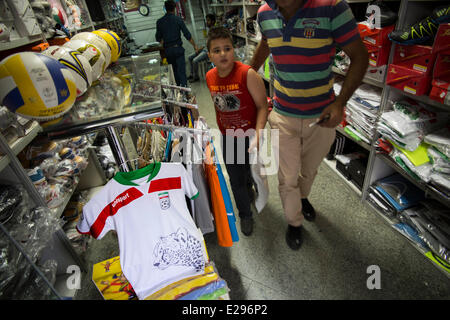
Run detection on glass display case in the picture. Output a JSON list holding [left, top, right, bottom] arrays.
[[39, 52, 165, 172], [41, 52, 164, 140]]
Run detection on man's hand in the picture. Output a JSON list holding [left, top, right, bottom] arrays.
[[318, 100, 345, 128]]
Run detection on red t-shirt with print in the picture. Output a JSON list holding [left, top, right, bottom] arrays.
[[206, 61, 257, 135]]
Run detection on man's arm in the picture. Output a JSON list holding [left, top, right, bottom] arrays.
[[250, 38, 271, 72], [247, 68, 269, 151], [319, 38, 368, 128], [179, 18, 199, 52]]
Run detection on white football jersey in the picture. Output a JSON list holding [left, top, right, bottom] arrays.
[[77, 162, 207, 299]]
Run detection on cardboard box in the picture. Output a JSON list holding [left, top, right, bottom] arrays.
[[429, 85, 450, 106], [393, 44, 436, 74], [386, 64, 431, 96], [358, 23, 395, 47], [432, 23, 450, 55], [366, 42, 391, 67], [432, 52, 450, 82]]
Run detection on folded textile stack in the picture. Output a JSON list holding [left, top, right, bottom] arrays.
[[92, 257, 230, 300], [378, 99, 449, 152], [424, 126, 450, 197], [367, 173, 425, 218], [399, 200, 450, 270], [378, 100, 449, 188], [334, 82, 381, 143]]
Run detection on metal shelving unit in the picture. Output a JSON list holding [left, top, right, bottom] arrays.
[[332, 0, 450, 277]]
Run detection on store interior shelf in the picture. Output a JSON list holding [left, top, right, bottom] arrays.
[[389, 86, 450, 111], [378, 153, 450, 208], [336, 125, 372, 152], [1, 34, 45, 51], [332, 66, 384, 89], [323, 158, 363, 197], [0, 121, 41, 172], [364, 197, 450, 279]]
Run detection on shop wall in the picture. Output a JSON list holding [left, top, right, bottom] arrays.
[[123, 0, 208, 61]]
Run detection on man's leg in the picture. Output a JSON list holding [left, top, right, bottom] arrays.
[[298, 118, 336, 202], [175, 49, 187, 87], [268, 111, 303, 227]]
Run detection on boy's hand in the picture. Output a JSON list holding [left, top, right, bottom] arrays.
[[248, 131, 264, 153], [318, 101, 345, 128]]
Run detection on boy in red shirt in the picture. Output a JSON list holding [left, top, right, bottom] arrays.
[[206, 27, 269, 236]]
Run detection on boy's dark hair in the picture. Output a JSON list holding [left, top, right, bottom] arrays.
[[206, 13, 216, 24], [164, 0, 176, 12], [207, 27, 233, 51]]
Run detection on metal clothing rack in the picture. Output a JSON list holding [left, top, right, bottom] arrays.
[[115, 121, 212, 172]]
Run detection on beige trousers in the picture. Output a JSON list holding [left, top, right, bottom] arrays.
[[268, 110, 336, 227]]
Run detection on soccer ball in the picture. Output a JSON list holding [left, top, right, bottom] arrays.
[[43, 45, 93, 97], [92, 29, 121, 63], [63, 39, 106, 81], [71, 32, 112, 68], [0, 52, 77, 120]]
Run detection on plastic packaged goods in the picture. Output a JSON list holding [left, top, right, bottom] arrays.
[[379, 100, 449, 152], [424, 126, 450, 158], [0, 186, 61, 299]]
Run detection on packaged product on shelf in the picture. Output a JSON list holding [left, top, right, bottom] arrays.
[[378, 100, 449, 152], [424, 126, 450, 159], [368, 173, 425, 215], [400, 200, 450, 266]]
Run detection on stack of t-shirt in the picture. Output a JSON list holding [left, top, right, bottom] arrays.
[[378, 100, 449, 189], [334, 82, 381, 143], [424, 126, 450, 198], [378, 100, 448, 152]]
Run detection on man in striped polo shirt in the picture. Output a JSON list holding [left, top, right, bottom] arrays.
[[251, 0, 368, 250]]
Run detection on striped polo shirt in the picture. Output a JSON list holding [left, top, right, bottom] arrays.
[[257, 0, 360, 117]]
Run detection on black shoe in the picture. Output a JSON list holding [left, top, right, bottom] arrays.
[[187, 75, 194, 81], [286, 225, 303, 250], [240, 217, 254, 236], [190, 77, 200, 83], [302, 198, 316, 222]]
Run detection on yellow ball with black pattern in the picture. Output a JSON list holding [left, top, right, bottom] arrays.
[[0, 52, 77, 121], [43, 45, 93, 97], [92, 29, 121, 63]]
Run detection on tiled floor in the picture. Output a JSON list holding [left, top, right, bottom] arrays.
[[75, 79, 450, 300]]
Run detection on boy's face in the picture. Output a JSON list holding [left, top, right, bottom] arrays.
[[208, 38, 234, 71], [206, 18, 214, 28]]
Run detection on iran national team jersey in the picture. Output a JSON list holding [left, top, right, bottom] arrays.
[[77, 162, 207, 299]]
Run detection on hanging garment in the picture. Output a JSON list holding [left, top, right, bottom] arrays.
[[215, 159, 239, 242], [204, 143, 233, 247], [77, 162, 207, 300], [191, 163, 215, 235]]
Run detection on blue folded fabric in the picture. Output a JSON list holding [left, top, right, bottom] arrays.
[[374, 173, 425, 212]]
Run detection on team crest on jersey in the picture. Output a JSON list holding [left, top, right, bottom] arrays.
[[302, 19, 320, 38], [158, 192, 171, 210]]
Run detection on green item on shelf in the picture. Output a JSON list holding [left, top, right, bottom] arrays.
[[390, 140, 430, 167], [425, 251, 450, 274], [344, 126, 361, 141], [393, 156, 421, 181]]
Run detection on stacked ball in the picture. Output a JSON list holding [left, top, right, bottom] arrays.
[[0, 29, 121, 121]]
